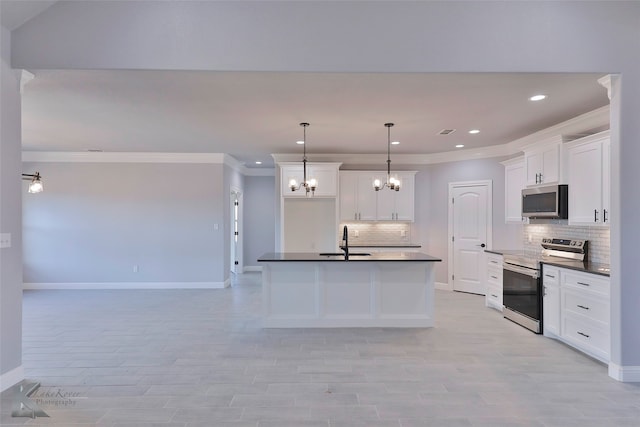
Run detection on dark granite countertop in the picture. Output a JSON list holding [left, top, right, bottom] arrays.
[[258, 252, 441, 262], [347, 244, 422, 248], [541, 259, 610, 277], [484, 249, 610, 277]]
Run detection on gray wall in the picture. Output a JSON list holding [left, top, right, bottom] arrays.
[[414, 157, 523, 284], [244, 176, 276, 267], [0, 25, 23, 384], [22, 162, 227, 284]]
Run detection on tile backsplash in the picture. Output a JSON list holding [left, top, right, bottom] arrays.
[[524, 222, 610, 264], [338, 222, 413, 246]]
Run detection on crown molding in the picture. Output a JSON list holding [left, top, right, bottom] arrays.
[[272, 105, 610, 166], [22, 151, 229, 164]]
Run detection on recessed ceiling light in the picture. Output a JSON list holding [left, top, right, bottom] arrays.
[[468, 129, 480, 134], [296, 140, 305, 145], [456, 144, 464, 148], [529, 94, 546, 101], [255, 161, 262, 165], [391, 141, 400, 145]]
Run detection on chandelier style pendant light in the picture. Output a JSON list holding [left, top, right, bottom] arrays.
[[373, 123, 401, 192], [289, 122, 317, 195], [22, 172, 44, 193]]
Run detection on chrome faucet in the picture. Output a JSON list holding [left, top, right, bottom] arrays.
[[339, 225, 349, 257]]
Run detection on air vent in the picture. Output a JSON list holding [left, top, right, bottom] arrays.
[[439, 129, 456, 135]]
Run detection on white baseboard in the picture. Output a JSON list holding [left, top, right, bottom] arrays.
[[0, 365, 24, 392], [23, 281, 229, 290], [608, 363, 640, 382], [243, 266, 263, 272], [435, 281, 452, 291]]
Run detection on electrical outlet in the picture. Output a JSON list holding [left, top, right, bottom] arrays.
[[133, 264, 139, 273], [0, 233, 11, 249], [354, 230, 359, 238], [214, 223, 219, 230], [401, 230, 407, 237]]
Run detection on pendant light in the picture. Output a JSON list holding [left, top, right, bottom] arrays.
[[373, 123, 401, 192], [289, 122, 317, 195], [22, 172, 44, 193]]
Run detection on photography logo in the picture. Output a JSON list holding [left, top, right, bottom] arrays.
[[9, 381, 49, 418]]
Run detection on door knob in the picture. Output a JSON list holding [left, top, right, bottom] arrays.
[[477, 243, 486, 248]]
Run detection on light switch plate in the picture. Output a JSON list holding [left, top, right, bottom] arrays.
[[0, 233, 11, 249]]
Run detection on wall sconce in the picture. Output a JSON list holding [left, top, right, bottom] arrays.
[[22, 172, 43, 193]]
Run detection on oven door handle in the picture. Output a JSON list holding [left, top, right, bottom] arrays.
[[503, 263, 540, 279]]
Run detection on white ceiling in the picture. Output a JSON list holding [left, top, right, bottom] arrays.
[[0, 0, 57, 30], [21, 70, 609, 168]]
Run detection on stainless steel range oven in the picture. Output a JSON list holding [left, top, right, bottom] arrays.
[[503, 259, 541, 333], [503, 238, 588, 334]]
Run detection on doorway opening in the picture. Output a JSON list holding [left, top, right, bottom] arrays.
[[230, 189, 243, 275]]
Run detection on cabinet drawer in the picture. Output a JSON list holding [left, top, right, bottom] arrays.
[[485, 284, 503, 311], [486, 254, 503, 268], [563, 271, 609, 296], [562, 288, 609, 325], [486, 265, 502, 283], [562, 314, 609, 360], [542, 265, 560, 285]]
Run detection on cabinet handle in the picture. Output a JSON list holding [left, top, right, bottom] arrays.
[[539, 173, 543, 183], [545, 274, 556, 278], [594, 209, 599, 223], [490, 275, 498, 279], [577, 304, 590, 310], [490, 261, 498, 264], [604, 209, 608, 223], [577, 282, 590, 287], [491, 294, 498, 298], [535, 173, 539, 184], [577, 331, 590, 339]]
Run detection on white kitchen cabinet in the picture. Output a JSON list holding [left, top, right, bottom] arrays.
[[340, 171, 415, 221], [542, 265, 560, 337], [375, 172, 416, 221], [281, 163, 340, 198], [523, 136, 563, 186], [339, 171, 378, 221], [484, 252, 503, 311], [542, 264, 610, 363], [501, 156, 527, 224], [566, 131, 610, 226]]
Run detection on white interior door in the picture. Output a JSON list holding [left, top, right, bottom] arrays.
[[449, 182, 491, 294], [230, 191, 241, 274]]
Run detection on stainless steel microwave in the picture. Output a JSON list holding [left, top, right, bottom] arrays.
[[522, 185, 568, 219]]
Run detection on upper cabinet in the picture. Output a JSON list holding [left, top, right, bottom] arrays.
[[339, 171, 416, 222], [501, 156, 527, 224], [523, 136, 565, 186], [375, 172, 416, 221], [566, 130, 611, 226], [339, 171, 378, 221], [280, 163, 341, 198]]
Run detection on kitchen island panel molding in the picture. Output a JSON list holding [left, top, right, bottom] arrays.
[[260, 258, 438, 328]]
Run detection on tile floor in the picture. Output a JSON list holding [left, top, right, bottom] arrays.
[[1, 272, 639, 426]]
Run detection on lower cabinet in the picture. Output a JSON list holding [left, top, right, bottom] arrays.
[[543, 265, 610, 363], [542, 265, 560, 336], [484, 253, 503, 311]]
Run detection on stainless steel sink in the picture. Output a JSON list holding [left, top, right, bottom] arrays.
[[318, 252, 371, 256]]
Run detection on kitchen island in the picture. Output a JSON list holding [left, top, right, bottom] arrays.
[[257, 252, 441, 328]]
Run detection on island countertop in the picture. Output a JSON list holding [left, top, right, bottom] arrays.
[[258, 252, 442, 262]]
